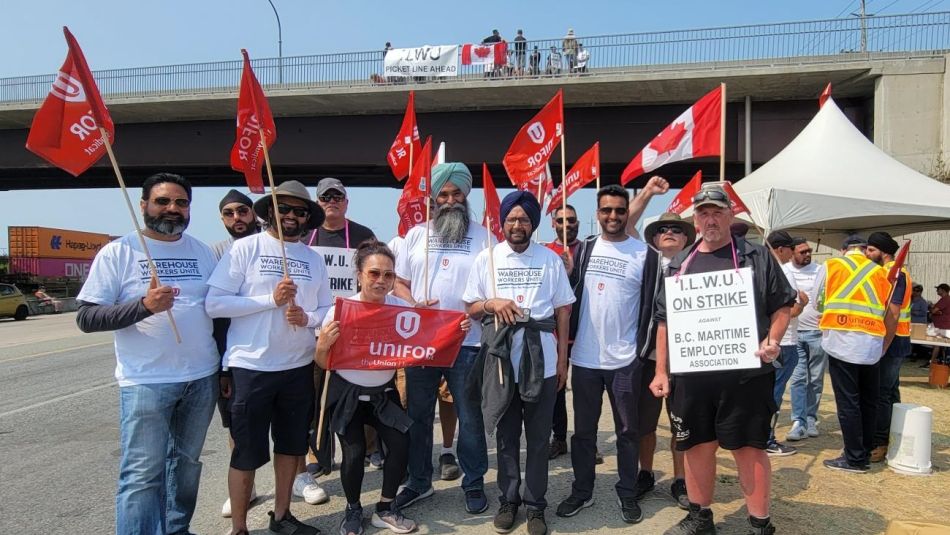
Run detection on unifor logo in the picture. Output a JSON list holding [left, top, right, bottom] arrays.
[[50, 235, 62, 250], [395, 310, 421, 339], [527, 121, 546, 144], [51, 71, 86, 103]]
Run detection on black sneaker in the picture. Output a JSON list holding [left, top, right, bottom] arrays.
[[618, 496, 643, 524], [823, 456, 869, 473], [555, 495, 593, 517], [493, 500, 519, 533], [663, 503, 716, 535], [465, 489, 489, 514], [340, 504, 364, 535], [526, 508, 547, 535], [765, 440, 797, 457], [671, 478, 690, 510], [439, 453, 461, 481], [594, 447, 604, 465], [548, 439, 567, 460], [747, 517, 777, 535], [634, 470, 655, 500], [392, 486, 434, 510], [268, 510, 321, 535]]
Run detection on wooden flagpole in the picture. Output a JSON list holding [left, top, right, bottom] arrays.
[[259, 129, 299, 332], [719, 82, 727, 182], [99, 127, 182, 344], [485, 216, 503, 385]]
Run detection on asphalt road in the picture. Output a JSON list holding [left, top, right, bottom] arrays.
[[0, 313, 691, 535]]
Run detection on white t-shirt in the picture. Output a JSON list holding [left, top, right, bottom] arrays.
[[323, 293, 409, 387], [463, 240, 576, 382], [571, 237, 648, 370], [397, 222, 489, 347], [388, 236, 406, 269], [77, 233, 219, 386], [779, 262, 801, 346], [208, 232, 333, 372], [787, 262, 821, 331]]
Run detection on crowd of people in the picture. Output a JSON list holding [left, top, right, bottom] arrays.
[[76, 165, 926, 535]]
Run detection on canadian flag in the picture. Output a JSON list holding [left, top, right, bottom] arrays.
[[666, 170, 703, 214], [547, 142, 599, 214], [621, 85, 722, 185], [461, 42, 508, 66]]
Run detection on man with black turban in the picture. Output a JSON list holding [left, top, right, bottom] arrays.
[[463, 190, 575, 535]]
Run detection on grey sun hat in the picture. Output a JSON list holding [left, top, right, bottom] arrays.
[[253, 180, 325, 228], [644, 212, 696, 247]]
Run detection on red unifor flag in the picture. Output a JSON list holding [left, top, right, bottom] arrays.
[[482, 163, 504, 242], [518, 163, 554, 207], [819, 82, 832, 109], [887, 240, 911, 284], [547, 142, 599, 214], [721, 182, 750, 216], [26, 27, 115, 177], [388, 91, 422, 180], [666, 170, 703, 214], [503, 90, 564, 190], [461, 42, 508, 66], [621, 86, 722, 185], [327, 297, 465, 370], [396, 136, 432, 237], [230, 50, 276, 194]]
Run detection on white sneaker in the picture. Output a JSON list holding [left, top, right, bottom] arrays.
[[221, 484, 258, 517], [293, 472, 329, 505], [807, 417, 820, 437], [786, 421, 807, 441]]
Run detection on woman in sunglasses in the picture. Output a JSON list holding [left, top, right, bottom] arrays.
[[316, 240, 471, 535]]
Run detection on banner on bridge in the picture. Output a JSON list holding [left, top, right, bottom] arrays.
[[384, 45, 459, 77]]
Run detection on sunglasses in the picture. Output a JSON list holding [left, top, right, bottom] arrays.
[[692, 190, 728, 204], [597, 207, 628, 215], [656, 225, 685, 235], [276, 203, 310, 217], [153, 197, 190, 208], [556, 217, 578, 225], [319, 193, 346, 203], [221, 206, 251, 218], [363, 269, 396, 282]]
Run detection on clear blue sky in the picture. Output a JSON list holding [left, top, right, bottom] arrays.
[[0, 0, 935, 250]]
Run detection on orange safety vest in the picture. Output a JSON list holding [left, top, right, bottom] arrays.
[[884, 260, 913, 337], [818, 253, 891, 337]]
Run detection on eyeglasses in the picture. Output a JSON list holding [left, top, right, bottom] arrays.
[[153, 197, 190, 208], [505, 217, 532, 227], [363, 269, 395, 282], [221, 206, 250, 218], [691, 190, 728, 204], [597, 207, 628, 215], [555, 217, 577, 225], [656, 225, 685, 235], [276, 203, 310, 217], [319, 193, 345, 203]]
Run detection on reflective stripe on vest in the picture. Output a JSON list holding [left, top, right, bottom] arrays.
[[884, 261, 913, 337], [819, 254, 890, 337]]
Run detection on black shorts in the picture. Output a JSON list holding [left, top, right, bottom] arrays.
[[638, 359, 665, 436], [229, 363, 316, 471], [216, 388, 232, 428], [668, 370, 776, 451]]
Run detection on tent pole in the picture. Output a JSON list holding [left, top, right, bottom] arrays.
[[744, 96, 752, 177]]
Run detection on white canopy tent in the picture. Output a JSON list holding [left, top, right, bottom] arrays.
[[727, 98, 950, 243]]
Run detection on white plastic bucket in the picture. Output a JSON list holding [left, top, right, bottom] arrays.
[[886, 403, 933, 475]]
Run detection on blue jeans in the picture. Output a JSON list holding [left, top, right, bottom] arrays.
[[769, 345, 799, 442], [405, 346, 487, 492], [116, 374, 217, 535], [790, 330, 828, 428]]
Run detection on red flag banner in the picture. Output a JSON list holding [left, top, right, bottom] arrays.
[[26, 27, 115, 177], [396, 136, 432, 237], [503, 90, 563, 190], [388, 91, 422, 180], [230, 50, 276, 194], [887, 240, 911, 284], [482, 163, 504, 242], [721, 182, 750, 216], [621, 86, 722, 185], [819, 83, 832, 109], [547, 142, 599, 214], [666, 170, 703, 214], [328, 298, 465, 370], [518, 163, 554, 208]]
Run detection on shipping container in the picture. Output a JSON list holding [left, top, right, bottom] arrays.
[[10, 257, 93, 280], [8, 226, 112, 260]]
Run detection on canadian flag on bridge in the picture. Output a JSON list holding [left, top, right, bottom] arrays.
[[230, 50, 276, 194], [26, 27, 115, 177], [461, 42, 508, 66], [621, 85, 722, 185]]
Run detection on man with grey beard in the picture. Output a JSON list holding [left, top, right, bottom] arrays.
[[393, 162, 491, 515], [76, 173, 219, 534]]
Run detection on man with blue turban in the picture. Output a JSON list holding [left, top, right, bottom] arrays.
[[393, 162, 491, 515], [463, 190, 576, 535]]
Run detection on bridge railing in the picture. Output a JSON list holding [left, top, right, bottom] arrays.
[[2, 11, 949, 104]]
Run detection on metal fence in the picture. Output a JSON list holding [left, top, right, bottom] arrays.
[[2, 11, 949, 104]]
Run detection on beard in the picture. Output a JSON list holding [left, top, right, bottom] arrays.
[[269, 216, 306, 238], [226, 220, 259, 239], [434, 201, 470, 243], [144, 212, 188, 236]]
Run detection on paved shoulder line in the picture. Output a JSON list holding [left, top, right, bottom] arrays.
[[0, 381, 116, 419], [0, 341, 112, 364]]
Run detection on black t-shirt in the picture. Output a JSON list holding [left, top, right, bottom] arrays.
[[514, 36, 527, 53], [306, 219, 375, 249]]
